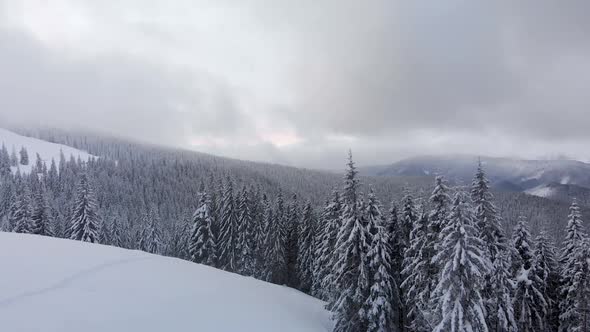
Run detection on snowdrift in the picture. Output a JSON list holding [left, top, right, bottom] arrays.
[[0, 232, 332, 332]]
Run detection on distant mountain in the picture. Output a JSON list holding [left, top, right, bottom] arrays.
[[525, 182, 590, 207], [361, 155, 590, 194]]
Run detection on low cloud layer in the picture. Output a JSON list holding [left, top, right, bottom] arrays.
[[0, 0, 589, 169]]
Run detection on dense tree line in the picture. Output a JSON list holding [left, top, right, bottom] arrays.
[[1, 132, 590, 331]]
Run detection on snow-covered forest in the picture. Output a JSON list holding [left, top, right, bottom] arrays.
[[1, 128, 589, 331]]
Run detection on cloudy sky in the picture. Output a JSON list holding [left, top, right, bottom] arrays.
[[0, 0, 589, 169]]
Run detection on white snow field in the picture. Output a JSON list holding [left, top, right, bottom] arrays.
[[0, 128, 94, 174], [0, 232, 333, 332]]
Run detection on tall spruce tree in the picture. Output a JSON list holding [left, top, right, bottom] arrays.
[[313, 190, 342, 301], [189, 192, 217, 266], [534, 230, 560, 331], [431, 192, 491, 332], [331, 151, 371, 332], [69, 173, 99, 243], [471, 160, 515, 331], [218, 179, 239, 272], [236, 187, 254, 275], [31, 183, 53, 236], [13, 182, 33, 234], [263, 191, 288, 284], [363, 208, 398, 332], [511, 216, 546, 332], [559, 200, 588, 332], [297, 201, 315, 293], [285, 195, 301, 288]]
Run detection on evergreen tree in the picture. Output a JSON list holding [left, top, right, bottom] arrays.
[[401, 208, 433, 331], [31, 183, 53, 236], [19, 147, 29, 166], [511, 216, 546, 332], [429, 175, 451, 254], [264, 191, 288, 284], [297, 201, 315, 293], [98, 218, 111, 245], [363, 214, 398, 332], [13, 182, 33, 234], [218, 179, 239, 272], [9, 147, 18, 167], [189, 193, 217, 266], [559, 200, 588, 332], [534, 230, 560, 332], [431, 192, 491, 332], [284, 195, 300, 288], [312, 190, 342, 301], [236, 187, 254, 275], [331, 151, 371, 332], [561, 238, 590, 332], [385, 202, 407, 331], [69, 173, 99, 243], [0, 144, 11, 179], [471, 160, 515, 331]]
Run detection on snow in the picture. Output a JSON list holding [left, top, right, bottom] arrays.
[[0, 232, 332, 332], [0, 128, 94, 174], [561, 176, 571, 185], [525, 185, 555, 198]]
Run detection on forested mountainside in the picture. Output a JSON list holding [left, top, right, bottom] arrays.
[[3, 127, 586, 241], [1, 127, 590, 331]]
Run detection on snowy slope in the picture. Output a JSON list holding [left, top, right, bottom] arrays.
[[0, 232, 332, 332], [0, 128, 94, 173]]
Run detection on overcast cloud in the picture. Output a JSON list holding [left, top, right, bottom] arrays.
[[0, 0, 589, 169]]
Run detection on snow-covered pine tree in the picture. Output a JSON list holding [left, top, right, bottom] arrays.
[[401, 207, 433, 331], [31, 183, 53, 236], [431, 192, 491, 332], [263, 191, 288, 285], [312, 190, 342, 301], [236, 187, 254, 275], [429, 175, 451, 255], [331, 151, 371, 332], [534, 230, 560, 332], [254, 193, 271, 277], [142, 209, 162, 254], [284, 194, 301, 288], [297, 201, 315, 293], [19, 146, 29, 166], [69, 173, 99, 243], [189, 192, 217, 266], [383, 201, 407, 331], [363, 209, 398, 332], [471, 160, 515, 331], [511, 216, 546, 332], [13, 182, 33, 234], [98, 218, 111, 245], [218, 178, 239, 272], [0, 144, 10, 179], [561, 238, 590, 332], [559, 199, 588, 332], [9, 147, 18, 167]]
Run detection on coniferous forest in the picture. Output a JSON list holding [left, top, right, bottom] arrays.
[[0, 129, 589, 332]]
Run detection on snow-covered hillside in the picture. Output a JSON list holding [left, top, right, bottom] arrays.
[[0, 233, 332, 332], [0, 128, 93, 173]]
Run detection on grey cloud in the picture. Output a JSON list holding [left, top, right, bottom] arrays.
[[0, 29, 250, 146]]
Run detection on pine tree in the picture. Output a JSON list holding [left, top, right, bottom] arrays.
[[297, 201, 315, 293], [69, 173, 99, 243], [285, 195, 301, 288], [511, 216, 546, 332], [141, 209, 162, 254], [363, 215, 398, 332], [429, 175, 451, 254], [189, 193, 217, 266], [562, 238, 590, 332], [534, 230, 560, 332], [312, 190, 342, 301], [9, 147, 18, 167], [218, 179, 239, 272], [401, 207, 433, 331], [13, 182, 33, 234], [19, 147, 29, 166], [385, 202, 406, 331], [471, 160, 515, 331], [236, 187, 254, 275], [263, 191, 288, 284], [559, 200, 588, 332], [31, 183, 53, 236], [331, 151, 371, 332], [431, 192, 491, 332], [0, 144, 11, 179]]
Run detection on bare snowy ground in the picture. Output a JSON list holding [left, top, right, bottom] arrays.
[[0, 232, 332, 332], [0, 128, 94, 173]]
